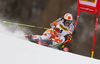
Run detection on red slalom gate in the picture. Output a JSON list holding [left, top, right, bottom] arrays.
[[77, 0, 100, 58]]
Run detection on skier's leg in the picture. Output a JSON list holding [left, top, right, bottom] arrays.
[[32, 35, 41, 41], [32, 29, 57, 41], [25, 35, 40, 42], [51, 36, 65, 45], [37, 29, 52, 45], [41, 29, 54, 40], [41, 29, 59, 39], [39, 29, 61, 45], [37, 29, 56, 45], [26, 29, 52, 42]]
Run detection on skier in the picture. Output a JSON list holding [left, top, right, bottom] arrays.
[[26, 13, 74, 45]]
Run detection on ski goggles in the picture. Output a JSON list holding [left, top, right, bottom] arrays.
[[65, 21, 71, 24], [64, 19, 72, 24]]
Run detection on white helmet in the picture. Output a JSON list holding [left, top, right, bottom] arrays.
[[64, 13, 73, 21]]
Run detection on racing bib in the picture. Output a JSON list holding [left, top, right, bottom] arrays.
[[59, 24, 68, 31]]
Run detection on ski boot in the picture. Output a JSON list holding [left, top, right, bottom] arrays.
[[25, 35, 38, 43]]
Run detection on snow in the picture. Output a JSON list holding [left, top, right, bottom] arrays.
[[0, 33, 100, 64]]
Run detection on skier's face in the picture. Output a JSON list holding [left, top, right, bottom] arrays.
[[64, 21, 71, 27]]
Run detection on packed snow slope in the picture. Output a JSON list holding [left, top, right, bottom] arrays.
[[0, 33, 100, 64]]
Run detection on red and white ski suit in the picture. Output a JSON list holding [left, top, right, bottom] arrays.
[[32, 18, 74, 45]]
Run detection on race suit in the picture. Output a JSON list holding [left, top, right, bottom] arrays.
[[32, 18, 74, 45]]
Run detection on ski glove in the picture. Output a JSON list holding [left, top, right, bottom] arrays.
[[66, 35, 72, 42], [53, 27, 60, 33]]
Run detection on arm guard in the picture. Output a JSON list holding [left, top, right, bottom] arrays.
[[50, 18, 63, 28]]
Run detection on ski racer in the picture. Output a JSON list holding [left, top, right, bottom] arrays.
[[27, 13, 74, 45]]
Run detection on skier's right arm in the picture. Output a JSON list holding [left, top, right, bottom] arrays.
[[50, 18, 63, 28]]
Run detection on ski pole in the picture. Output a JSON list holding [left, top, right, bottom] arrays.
[[55, 43, 62, 47], [61, 37, 72, 48], [3, 21, 51, 30]]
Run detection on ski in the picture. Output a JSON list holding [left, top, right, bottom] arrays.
[[25, 35, 69, 52]]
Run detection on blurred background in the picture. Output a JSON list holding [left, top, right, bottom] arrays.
[[0, 0, 100, 59]]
